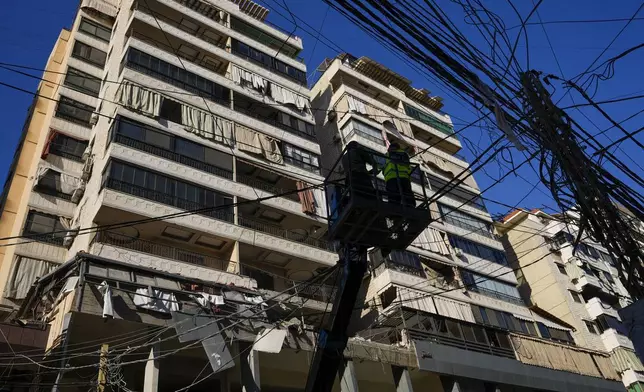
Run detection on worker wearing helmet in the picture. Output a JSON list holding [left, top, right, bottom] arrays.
[[383, 142, 415, 207]]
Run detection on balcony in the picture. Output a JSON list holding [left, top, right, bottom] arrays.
[[237, 215, 331, 250], [104, 178, 234, 223], [407, 328, 515, 359], [91, 231, 256, 288], [575, 274, 604, 292], [586, 297, 621, 320], [601, 328, 635, 351]]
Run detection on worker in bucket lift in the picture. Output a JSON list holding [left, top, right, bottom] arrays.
[[383, 142, 415, 207]]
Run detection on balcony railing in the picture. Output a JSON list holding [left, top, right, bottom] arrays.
[[103, 179, 331, 251], [407, 328, 515, 359], [469, 286, 524, 306], [232, 103, 316, 142], [93, 231, 226, 270], [237, 215, 331, 250], [22, 231, 66, 247], [33, 186, 73, 201], [344, 128, 385, 146], [114, 134, 234, 180], [104, 178, 234, 222], [287, 277, 337, 303], [236, 174, 299, 202]]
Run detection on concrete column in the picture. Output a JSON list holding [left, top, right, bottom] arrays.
[[338, 359, 359, 392], [143, 342, 160, 392], [227, 241, 240, 274], [392, 366, 413, 392], [241, 342, 260, 392]]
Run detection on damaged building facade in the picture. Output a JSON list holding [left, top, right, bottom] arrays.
[[0, 0, 637, 391]]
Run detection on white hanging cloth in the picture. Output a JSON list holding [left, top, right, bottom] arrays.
[[346, 95, 367, 115], [313, 188, 328, 218], [270, 84, 310, 113], [193, 293, 225, 307], [116, 81, 162, 117], [133, 287, 180, 313], [181, 105, 233, 146], [232, 65, 268, 94], [97, 281, 114, 318]]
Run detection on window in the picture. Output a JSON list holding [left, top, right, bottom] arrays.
[[537, 322, 551, 338], [231, 17, 300, 58], [113, 117, 234, 176], [23, 211, 67, 245], [106, 161, 234, 222], [403, 103, 454, 135], [428, 175, 487, 211], [230, 39, 306, 85], [439, 204, 494, 238], [64, 67, 101, 96], [49, 133, 88, 161], [71, 41, 107, 67], [243, 266, 275, 290], [584, 320, 599, 334], [78, 18, 112, 41], [282, 143, 320, 174], [56, 96, 94, 125], [159, 99, 182, 123], [125, 49, 230, 104], [342, 119, 384, 145], [602, 271, 615, 283], [448, 235, 508, 266], [35, 170, 74, 200], [569, 291, 584, 303], [596, 315, 627, 335], [557, 264, 568, 275], [387, 250, 422, 271], [461, 269, 522, 304]]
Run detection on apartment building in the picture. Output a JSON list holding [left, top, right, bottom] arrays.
[[0, 0, 633, 391], [496, 208, 644, 390], [309, 54, 626, 391]]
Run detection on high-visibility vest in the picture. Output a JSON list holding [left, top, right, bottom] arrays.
[[383, 149, 411, 181]]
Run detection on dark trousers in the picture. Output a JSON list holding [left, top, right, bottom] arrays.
[[386, 178, 415, 207]]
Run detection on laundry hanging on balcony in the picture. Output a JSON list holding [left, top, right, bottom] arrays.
[[192, 292, 225, 308], [296, 181, 315, 214], [231, 65, 268, 94], [411, 227, 451, 256], [181, 105, 233, 146], [4, 256, 57, 300], [270, 84, 310, 113], [116, 81, 162, 118], [97, 281, 114, 318], [133, 287, 180, 313], [236, 124, 283, 164], [34, 164, 85, 196], [346, 95, 367, 115]]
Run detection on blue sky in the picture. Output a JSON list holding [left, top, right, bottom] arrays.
[[1, 0, 642, 218]]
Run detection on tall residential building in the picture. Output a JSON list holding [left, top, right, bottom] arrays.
[[496, 208, 644, 390], [0, 1, 633, 391], [310, 54, 627, 391]]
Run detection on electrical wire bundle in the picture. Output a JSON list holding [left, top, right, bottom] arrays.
[[320, 0, 644, 298]]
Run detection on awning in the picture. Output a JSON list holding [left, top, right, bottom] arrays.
[[611, 347, 644, 372]]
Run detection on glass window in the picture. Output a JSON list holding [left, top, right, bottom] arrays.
[[64, 67, 101, 96], [282, 143, 320, 174], [403, 103, 454, 135], [78, 18, 112, 41], [537, 322, 551, 338], [570, 291, 584, 303], [145, 129, 172, 150], [49, 133, 88, 160], [204, 148, 233, 171], [449, 235, 508, 266], [460, 269, 521, 304], [56, 96, 94, 125], [117, 119, 145, 140], [439, 203, 494, 238], [23, 211, 66, 244], [557, 264, 567, 275], [584, 320, 599, 334], [175, 138, 204, 160], [72, 41, 106, 67]]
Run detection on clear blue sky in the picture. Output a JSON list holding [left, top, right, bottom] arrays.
[[1, 0, 642, 218]]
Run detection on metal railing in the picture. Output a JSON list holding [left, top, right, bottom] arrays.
[[33, 186, 74, 201], [230, 45, 307, 87], [22, 231, 66, 247], [469, 286, 524, 306], [104, 179, 234, 223], [407, 328, 515, 359], [236, 174, 299, 202], [284, 276, 337, 303], [114, 134, 234, 180], [49, 150, 84, 162], [94, 231, 226, 270], [137, 6, 228, 48], [343, 128, 386, 146], [171, 0, 229, 27], [237, 215, 331, 250], [232, 104, 316, 142], [54, 111, 92, 128]]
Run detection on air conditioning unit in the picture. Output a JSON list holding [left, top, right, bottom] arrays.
[[453, 247, 463, 257], [548, 243, 561, 253], [81, 156, 93, 181], [90, 112, 99, 125]]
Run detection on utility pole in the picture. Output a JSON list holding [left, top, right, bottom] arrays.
[[97, 344, 109, 392]]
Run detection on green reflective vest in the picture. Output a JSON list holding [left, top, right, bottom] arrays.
[[383, 149, 411, 181]]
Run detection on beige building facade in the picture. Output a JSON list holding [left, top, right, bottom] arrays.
[[496, 208, 644, 390]]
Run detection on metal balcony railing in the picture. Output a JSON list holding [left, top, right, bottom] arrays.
[[232, 104, 316, 142], [114, 134, 234, 180], [469, 286, 524, 306], [93, 231, 226, 270], [33, 185, 74, 201], [407, 328, 515, 359], [104, 178, 234, 223], [235, 174, 299, 202]]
